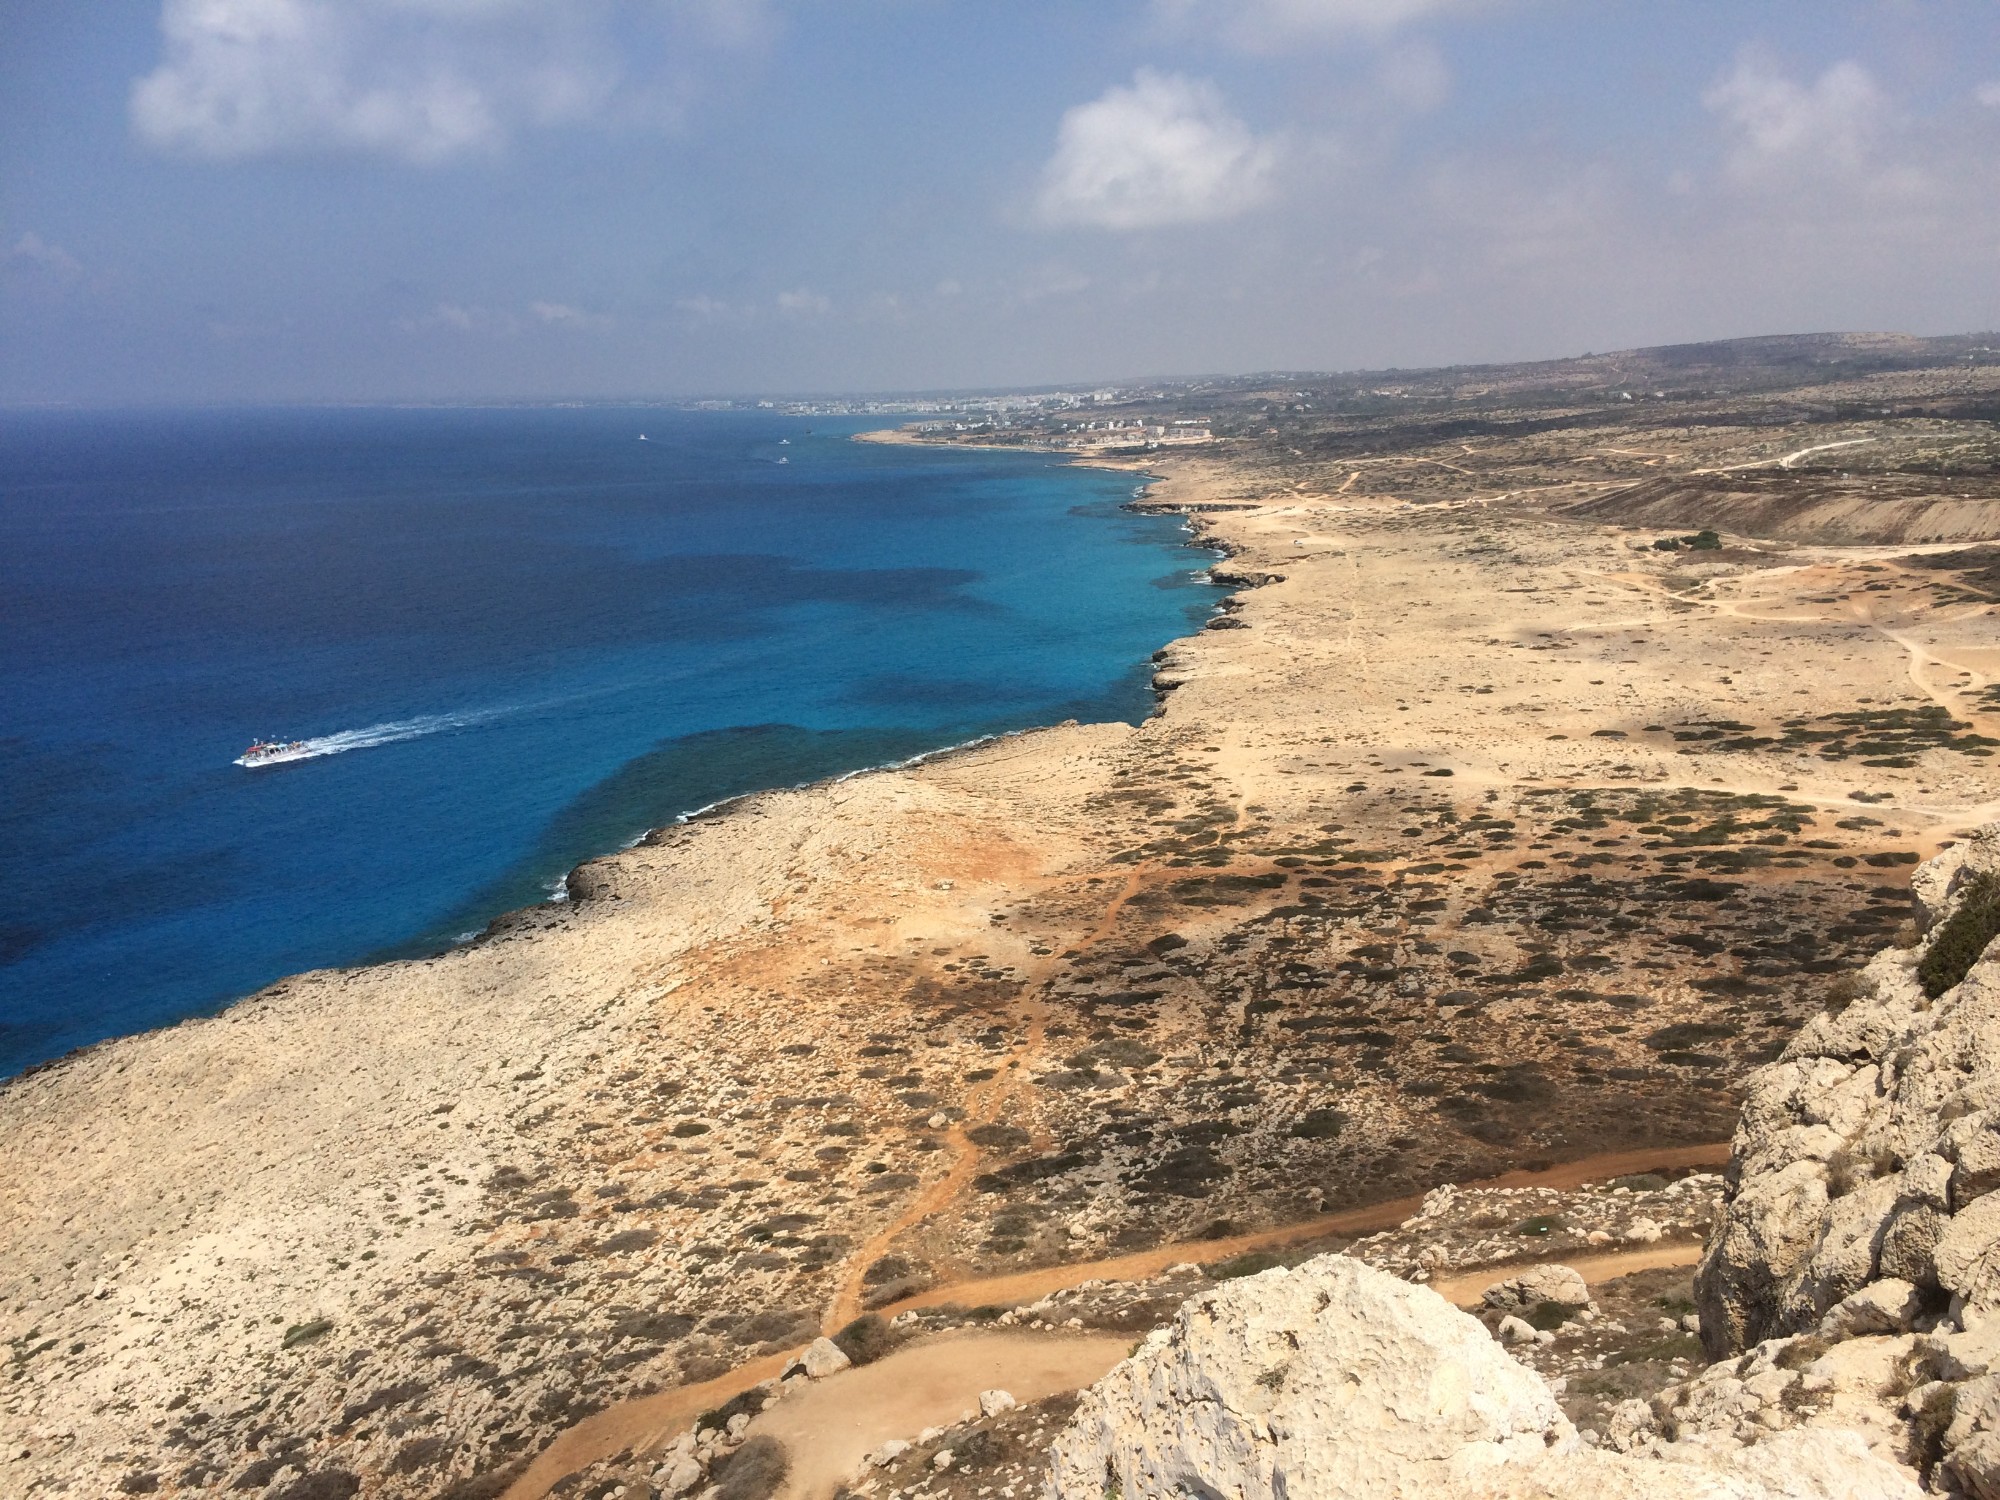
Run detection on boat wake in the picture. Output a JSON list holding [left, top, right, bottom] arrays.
[[233, 712, 483, 768]]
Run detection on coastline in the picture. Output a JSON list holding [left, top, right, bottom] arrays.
[[8, 419, 1998, 1498], [1, 432, 1211, 1086]]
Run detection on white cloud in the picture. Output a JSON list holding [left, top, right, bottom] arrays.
[[1037, 70, 1278, 231], [1013, 262, 1092, 305], [776, 287, 831, 316], [398, 300, 519, 333], [1374, 40, 1451, 112], [3, 232, 85, 304], [675, 293, 735, 322], [530, 300, 613, 329], [131, 0, 761, 163], [1978, 82, 2000, 108], [7, 233, 83, 281], [1704, 53, 1885, 180], [1157, 0, 1490, 48], [398, 297, 615, 333]]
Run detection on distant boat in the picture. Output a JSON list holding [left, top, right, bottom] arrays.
[[779, 437, 790, 445], [776, 456, 789, 464], [638, 434, 648, 441], [237, 738, 310, 768]]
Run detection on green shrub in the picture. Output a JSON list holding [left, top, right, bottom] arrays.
[[1919, 872, 2000, 998], [831, 1313, 900, 1366], [1207, 1250, 1284, 1280], [1524, 1300, 1575, 1331], [1288, 1107, 1349, 1140], [281, 1320, 333, 1349], [1774, 1335, 1830, 1371], [712, 1437, 789, 1500]]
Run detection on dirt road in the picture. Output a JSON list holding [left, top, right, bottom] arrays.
[[503, 1142, 1728, 1499], [752, 1330, 1131, 1500]]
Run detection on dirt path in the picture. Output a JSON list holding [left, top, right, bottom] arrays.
[[872, 1141, 1728, 1318], [1861, 606, 2000, 740], [751, 1330, 1131, 1500], [1700, 436, 1877, 474], [501, 1350, 796, 1500], [503, 1143, 1728, 1500], [761, 1247, 1708, 1500], [823, 867, 1148, 1329], [1430, 1239, 1704, 1307]]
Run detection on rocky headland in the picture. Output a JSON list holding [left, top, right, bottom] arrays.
[[5, 334, 2000, 1499]]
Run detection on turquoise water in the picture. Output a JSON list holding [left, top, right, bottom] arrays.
[[0, 407, 1218, 1075]]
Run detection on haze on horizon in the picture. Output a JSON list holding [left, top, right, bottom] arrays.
[[4, 0, 2000, 404]]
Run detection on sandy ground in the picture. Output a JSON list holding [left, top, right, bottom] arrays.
[[749, 1331, 1130, 1500]]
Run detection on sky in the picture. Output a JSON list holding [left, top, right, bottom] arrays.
[[3, 0, 2000, 402]]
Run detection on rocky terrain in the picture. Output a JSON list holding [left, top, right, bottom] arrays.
[[1040, 822, 2000, 1500], [4, 335, 2000, 1499], [1047, 1254, 1917, 1500]]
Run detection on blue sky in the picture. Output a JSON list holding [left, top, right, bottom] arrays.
[[4, 0, 1999, 402]]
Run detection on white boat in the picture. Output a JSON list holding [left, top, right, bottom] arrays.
[[236, 738, 311, 768]]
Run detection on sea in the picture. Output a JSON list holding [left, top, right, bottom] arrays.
[[0, 407, 1219, 1077]]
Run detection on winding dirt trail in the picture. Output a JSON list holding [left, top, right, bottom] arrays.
[[503, 1143, 1728, 1500], [823, 868, 1149, 1329], [870, 1141, 1727, 1319]]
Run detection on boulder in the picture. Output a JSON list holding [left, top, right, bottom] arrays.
[[1043, 1254, 1921, 1500], [1935, 1194, 2000, 1306], [800, 1336, 852, 1378], [1877, 1201, 1947, 1288], [1944, 1374, 2000, 1500], [1953, 1129, 2000, 1211], [1497, 1315, 1538, 1345], [655, 1457, 704, 1497], [1047, 1256, 1572, 1500], [978, 1389, 1017, 1418], [1482, 1263, 1590, 1315], [1818, 1279, 1923, 1339]]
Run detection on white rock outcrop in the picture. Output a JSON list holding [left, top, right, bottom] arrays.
[[800, 1336, 852, 1378], [1044, 1255, 1920, 1500], [1484, 1263, 1591, 1314], [1698, 827, 2000, 1357]]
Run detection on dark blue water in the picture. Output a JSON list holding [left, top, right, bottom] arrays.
[[0, 408, 1218, 1077]]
